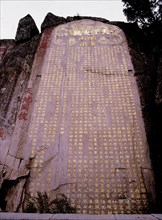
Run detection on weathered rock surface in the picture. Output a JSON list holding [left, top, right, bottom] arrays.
[[116, 22, 162, 213], [0, 13, 162, 213], [0, 40, 15, 62], [23, 20, 156, 214], [41, 13, 110, 32], [0, 35, 40, 133], [156, 51, 162, 105], [0, 16, 40, 211], [41, 12, 66, 31], [15, 14, 39, 43]]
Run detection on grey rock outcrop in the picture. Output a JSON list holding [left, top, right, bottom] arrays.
[[41, 12, 66, 31], [0, 16, 40, 211], [15, 14, 39, 43]]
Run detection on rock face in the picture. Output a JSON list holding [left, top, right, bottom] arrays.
[[156, 51, 162, 105], [41, 12, 66, 32], [0, 35, 40, 133], [15, 14, 39, 43], [0, 14, 40, 212], [24, 20, 155, 214], [0, 40, 15, 62], [0, 13, 162, 213], [117, 22, 162, 213], [41, 12, 110, 32]]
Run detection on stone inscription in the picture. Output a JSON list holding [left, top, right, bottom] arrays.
[[37, 28, 53, 57], [18, 88, 32, 121], [26, 20, 154, 214], [0, 128, 4, 140]]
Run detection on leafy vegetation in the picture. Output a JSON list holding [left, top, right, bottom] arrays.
[[24, 191, 77, 214], [121, 0, 162, 27]]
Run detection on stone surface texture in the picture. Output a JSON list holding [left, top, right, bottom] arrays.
[[0, 213, 162, 220], [41, 13, 66, 32], [0, 13, 162, 214], [117, 22, 162, 211], [0, 40, 15, 62], [24, 20, 155, 214], [15, 14, 39, 43], [156, 49, 162, 105], [0, 15, 40, 212]]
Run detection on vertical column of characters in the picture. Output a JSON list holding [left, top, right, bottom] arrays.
[[27, 28, 55, 195], [28, 66, 49, 195], [101, 41, 127, 213], [108, 43, 130, 210], [83, 46, 94, 214], [50, 46, 65, 142], [66, 46, 78, 205], [102, 46, 115, 214], [76, 45, 87, 213], [37, 28, 53, 58], [115, 45, 128, 74], [28, 46, 53, 195], [0, 128, 4, 140], [86, 45, 95, 214], [106, 36, 148, 213], [121, 74, 150, 213], [94, 45, 107, 214], [38, 46, 58, 191], [29, 39, 57, 194], [18, 88, 33, 121], [101, 45, 113, 214], [44, 45, 65, 191]]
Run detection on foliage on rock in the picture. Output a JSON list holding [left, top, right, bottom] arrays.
[[24, 192, 77, 214]]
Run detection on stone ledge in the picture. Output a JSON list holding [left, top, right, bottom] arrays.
[[0, 213, 162, 220]]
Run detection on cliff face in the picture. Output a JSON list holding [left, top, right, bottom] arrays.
[[0, 15, 40, 212], [0, 15, 40, 138], [118, 22, 162, 212], [0, 13, 161, 213]]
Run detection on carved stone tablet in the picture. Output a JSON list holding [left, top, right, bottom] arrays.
[[24, 20, 155, 214]]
